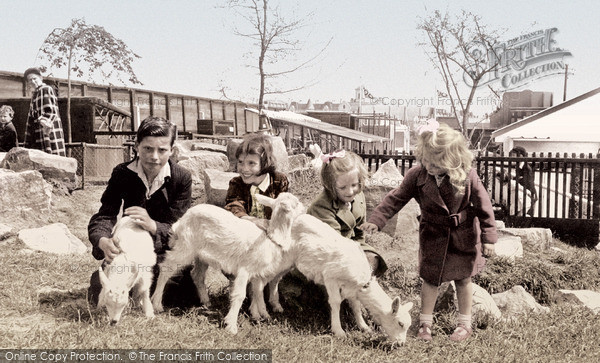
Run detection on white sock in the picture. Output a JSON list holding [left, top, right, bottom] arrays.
[[457, 313, 471, 327], [420, 313, 433, 326]]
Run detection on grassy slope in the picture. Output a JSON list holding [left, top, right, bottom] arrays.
[[1, 185, 599, 362]]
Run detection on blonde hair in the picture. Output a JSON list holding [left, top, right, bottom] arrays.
[[320, 150, 368, 200], [0, 105, 14, 118], [416, 123, 473, 195]]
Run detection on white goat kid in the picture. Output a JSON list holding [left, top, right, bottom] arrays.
[[150, 192, 305, 334], [255, 195, 414, 344], [97, 216, 157, 325]]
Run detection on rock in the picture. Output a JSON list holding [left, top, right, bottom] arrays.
[[500, 227, 552, 250], [555, 289, 600, 314], [177, 151, 229, 184], [269, 136, 290, 173], [226, 138, 244, 172], [496, 220, 506, 230], [364, 159, 420, 238], [0, 169, 52, 218], [494, 235, 523, 262], [0, 223, 13, 240], [1, 147, 78, 192], [472, 283, 502, 320], [18, 223, 88, 254], [492, 285, 550, 318], [436, 282, 501, 320], [190, 142, 227, 154], [595, 242, 600, 251], [203, 168, 238, 206]]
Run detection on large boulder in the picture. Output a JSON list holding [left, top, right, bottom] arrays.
[[494, 235, 523, 262], [0, 169, 52, 219], [226, 138, 244, 172], [18, 223, 88, 254], [1, 147, 78, 192], [555, 289, 600, 314], [364, 159, 420, 238], [177, 151, 229, 184], [500, 227, 552, 250], [203, 168, 238, 206], [269, 136, 290, 173], [492, 285, 550, 318], [173, 140, 227, 162], [0, 223, 13, 240], [436, 282, 501, 320]]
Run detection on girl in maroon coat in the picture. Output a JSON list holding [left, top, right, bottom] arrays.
[[361, 121, 497, 342]]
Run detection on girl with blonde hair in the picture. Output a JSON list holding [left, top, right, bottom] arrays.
[[361, 120, 497, 342]]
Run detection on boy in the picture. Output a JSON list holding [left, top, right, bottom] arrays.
[[0, 105, 18, 152], [87, 116, 197, 308]]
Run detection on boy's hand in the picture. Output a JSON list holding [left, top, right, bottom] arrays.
[[482, 243, 495, 258], [124, 206, 157, 235], [359, 222, 379, 233], [99, 236, 121, 263]]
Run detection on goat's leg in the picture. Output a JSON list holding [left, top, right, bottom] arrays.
[[324, 281, 346, 337], [190, 258, 211, 308], [223, 269, 249, 335], [150, 250, 189, 312], [139, 271, 155, 319], [267, 271, 287, 313], [348, 297, 371, 333], [249, 278, 270, 321]]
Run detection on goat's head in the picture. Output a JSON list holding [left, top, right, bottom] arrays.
[[97, 264, 140, 325], [254, 192, 305, 250], [360, 279, 413, 345]]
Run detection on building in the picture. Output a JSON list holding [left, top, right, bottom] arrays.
[[491, 87, 600, 155]]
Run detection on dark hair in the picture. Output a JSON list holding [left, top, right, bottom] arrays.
[[24, 67, 42, 79], [136, 116, 177, 146], [235, 133, 276, 175]]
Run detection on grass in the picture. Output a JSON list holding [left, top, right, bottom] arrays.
[[1, 185, 600, 362]]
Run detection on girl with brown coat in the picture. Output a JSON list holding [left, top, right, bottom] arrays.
[[361, 121, 497, 342]]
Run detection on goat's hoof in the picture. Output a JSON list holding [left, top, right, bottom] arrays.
[[224, 323, 238, 335], [146, 313, 155, 319], [152, 304, 164, 313], [271, 304, 284, 313], [332, 330, 347, 338]]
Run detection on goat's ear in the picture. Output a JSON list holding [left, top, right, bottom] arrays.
[[127, 264, 140, 289], [254, 193, 276, 208], [98, 266, 109, 288], [391, 296, 401, 314]]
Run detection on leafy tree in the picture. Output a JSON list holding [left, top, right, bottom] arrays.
[[37, 18, 142, 143], [418, 10, 504, 144], [224, 0, 330, 110]]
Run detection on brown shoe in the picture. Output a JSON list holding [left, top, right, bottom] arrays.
[[449, 324, 472, 342], [417, 323, 432, 342]]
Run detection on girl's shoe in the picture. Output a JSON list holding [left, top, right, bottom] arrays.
[[417, 323, 432, 341], [449, 324, 472, 342]]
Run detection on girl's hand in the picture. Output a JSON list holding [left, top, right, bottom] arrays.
[[124, 206, 157, 235], [482, 243, 495, 258], [359, 222, 379, 233]]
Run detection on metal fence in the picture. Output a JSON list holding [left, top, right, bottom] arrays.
[[66, 143, 132, 189], [358, 150, 600, 247]]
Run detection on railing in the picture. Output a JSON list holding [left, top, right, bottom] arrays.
[[357, 150, 600, 247]]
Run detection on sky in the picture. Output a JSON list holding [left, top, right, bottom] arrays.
[[1, 0, 598, 116]]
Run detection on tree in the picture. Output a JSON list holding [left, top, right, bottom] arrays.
[[418, 10, 504, 144], [37, 18, 142, 143], [224, 0, 330, 110]]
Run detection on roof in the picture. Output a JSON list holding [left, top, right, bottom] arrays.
[[492, 87, 600, 141], [261, 109, 389, 143]]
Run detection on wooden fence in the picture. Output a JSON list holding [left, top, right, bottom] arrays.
[[358, 151, 600, 247]]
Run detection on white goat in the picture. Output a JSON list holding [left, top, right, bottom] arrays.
[[255, 194, 414, 344], [98, 216, 157, 325], [150, 192, 305, 334]]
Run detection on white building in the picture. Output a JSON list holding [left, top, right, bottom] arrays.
[[492, 87, 600, 155]]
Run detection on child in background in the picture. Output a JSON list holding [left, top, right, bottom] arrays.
[[307, 149, 387, 276], [0, 105, 18, 152], [361, 121, 497, 342], [225, 133, 289, 229]]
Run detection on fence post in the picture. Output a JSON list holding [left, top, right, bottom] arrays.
[[594, 154, 600, 219]]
